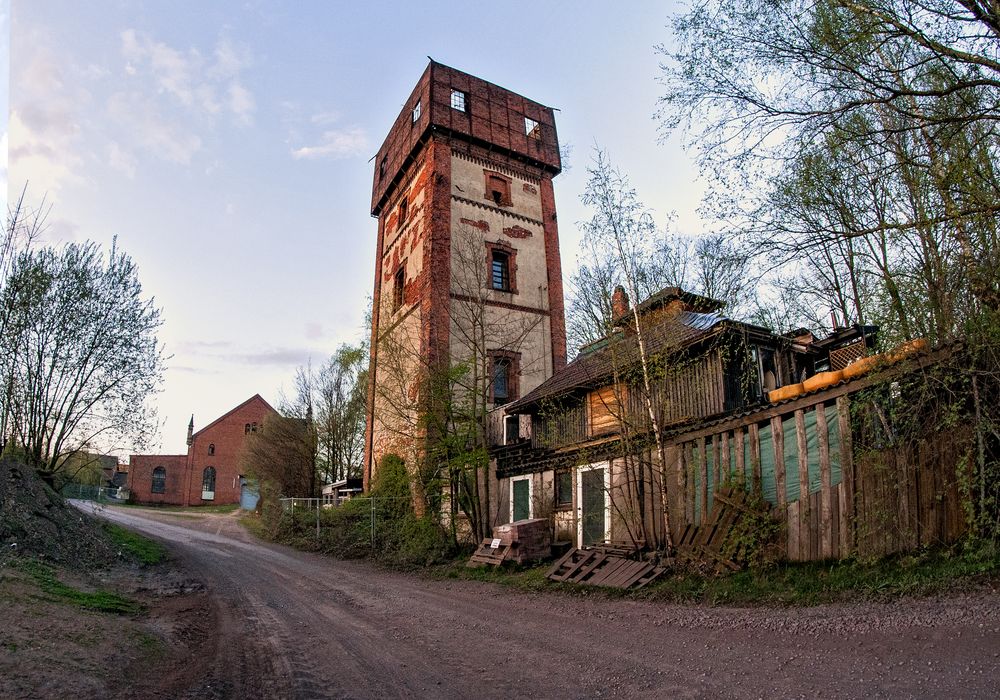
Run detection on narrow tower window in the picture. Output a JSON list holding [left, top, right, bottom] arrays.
[[412, 100, 421, 123], [398, 197, 408, 226], [393, 266, 405, 311], [524, 117, 540, 139], [491, 250, 510, 291], [492, 356, 511, 403], [208, 443, 215, 456]]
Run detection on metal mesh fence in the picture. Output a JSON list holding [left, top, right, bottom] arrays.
[[60, 483, 127, 502], [278, 496, 415, 552]]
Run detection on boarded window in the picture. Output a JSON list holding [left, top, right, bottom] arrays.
[[151, 466, 166, 494], [588, 385, 626, 436]]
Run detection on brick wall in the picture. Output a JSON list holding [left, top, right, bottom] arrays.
[[128, 454, 187, 505], [129, 394, 277, 507], [184, 395, 276, 506]]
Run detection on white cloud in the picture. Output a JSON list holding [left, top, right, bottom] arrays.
[[118, 29, 256, 125], [228, 83, 255, 125], [8, 42, 89, 199], [108, 141, 137, 179], [107, 92, 202, 164], [291, 127, 368, 160]]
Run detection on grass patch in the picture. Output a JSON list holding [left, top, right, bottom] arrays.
[[102, 523, 166, 566], [434, 543, 1000, 606], [116, 503, 240, 514], [642, 544, 1000, 606], [17, 559, 142, 615]]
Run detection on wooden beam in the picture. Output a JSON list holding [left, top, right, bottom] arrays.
[[816, 402, 833, 559], [771, 416, 786, 510], [698, 436, 708, 525], [795, 409, 810, 559], [735, 427, 745, 480], [836, 396, 855, 556], [749, 422, 762, 491], [721, 431, 731, 484]]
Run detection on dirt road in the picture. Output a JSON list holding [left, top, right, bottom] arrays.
[[97, 506, 1000, 699]]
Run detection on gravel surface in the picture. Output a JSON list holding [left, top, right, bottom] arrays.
[[93, 505, 1000, 699]]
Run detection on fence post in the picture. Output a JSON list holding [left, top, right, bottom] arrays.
[[316, 498, 320, 539], [370, 497, 376, 552]]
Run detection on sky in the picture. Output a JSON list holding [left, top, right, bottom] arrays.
[[7, 1, 708, 455]]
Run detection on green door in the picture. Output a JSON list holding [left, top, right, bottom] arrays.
[[512, 479, 530, 521], [581, 468, 607, 546]]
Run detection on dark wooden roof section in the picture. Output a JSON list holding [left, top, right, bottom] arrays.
[[509, 310, 754, 411], [370, 60, 562, 216]]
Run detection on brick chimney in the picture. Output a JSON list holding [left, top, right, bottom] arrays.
[[611, 285, 630, 319]]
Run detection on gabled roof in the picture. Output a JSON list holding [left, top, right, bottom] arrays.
[[191, 394, 277, 439], [510, 310, 731, 411], [613, 287, 724, 326]]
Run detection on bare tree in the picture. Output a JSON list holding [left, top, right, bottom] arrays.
[[0, 236, 164, 484], [315, 344, 368, 483], [579, 149, 676, 551]]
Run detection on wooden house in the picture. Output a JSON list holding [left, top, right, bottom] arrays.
[[490, 286, 964, 561]]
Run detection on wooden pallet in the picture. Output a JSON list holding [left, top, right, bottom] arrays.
[[467, 539, 512, 567], [676, 486, 764, 571], [545, 548, 662, 589]]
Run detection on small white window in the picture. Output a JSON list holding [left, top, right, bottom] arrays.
[[450, 89, 466, 112], [412, 101, 421, 123], [524, 117, 540, 139]]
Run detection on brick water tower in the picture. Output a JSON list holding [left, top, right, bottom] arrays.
[[364, 61, 567, 488]]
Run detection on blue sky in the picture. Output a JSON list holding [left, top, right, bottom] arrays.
[[9, 1, 707, 454]]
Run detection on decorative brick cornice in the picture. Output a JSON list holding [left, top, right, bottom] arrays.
[[451, 194, 543, 226], [452, 150, 541, 185]]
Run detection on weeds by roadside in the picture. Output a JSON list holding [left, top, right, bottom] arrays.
[[102, 523, 166, 565], [12, 559, 143, 615], [434, 542, 1000, 606]]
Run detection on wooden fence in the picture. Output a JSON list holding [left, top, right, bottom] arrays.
[[665, 383, 969, 561]]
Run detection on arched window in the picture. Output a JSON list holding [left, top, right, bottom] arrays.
[[208, 443, 215, 456], [151, 467, 166, 494], [202, 467, 216, 500], [245, 423, 251, 434]]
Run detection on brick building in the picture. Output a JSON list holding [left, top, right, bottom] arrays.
[[129, 394, 277, 506], [364, 60, 567, 492]]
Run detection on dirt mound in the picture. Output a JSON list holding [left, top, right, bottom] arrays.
[[0, 457, 120, 569]]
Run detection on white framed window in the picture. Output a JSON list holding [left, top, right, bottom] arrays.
[[510, 475, 533, 522], [412, 100, 421, 123], [524, 116, 540, 139], [576, 462, 610, 547], [450, 89, 466, 112], [202, 466, 216, 501]]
